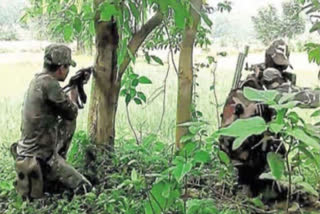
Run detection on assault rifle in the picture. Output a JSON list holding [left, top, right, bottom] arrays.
[[63, 66, 94, 109], [231, 46, 250, 90]]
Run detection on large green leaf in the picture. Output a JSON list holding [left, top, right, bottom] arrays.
[[267, 152, 285, 180], [144, 181, 180, 214], [243, 87, 278, 103], [287, 127, 320, 150], [172, 158, 193, 182], [193, 150, 210, 164], [100, 3, 119, 21], [217, 117, 268, 150]]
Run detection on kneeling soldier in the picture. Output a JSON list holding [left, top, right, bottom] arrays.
[[12, 44, 92, 199]]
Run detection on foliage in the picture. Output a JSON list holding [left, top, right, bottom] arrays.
[[214, 87, 320, 199], [0, 0, 26, 40], [298, 0, 320, 65], [252, 1, 306, 45]]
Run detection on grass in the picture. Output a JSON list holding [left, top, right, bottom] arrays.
[[1, 50, 320, 146]]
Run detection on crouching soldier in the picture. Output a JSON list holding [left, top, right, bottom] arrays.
[[220, 39, 320, 205], [11, 44, 92, 199]]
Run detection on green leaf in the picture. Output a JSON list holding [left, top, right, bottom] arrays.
[[287, 127, 320, 150], [287, 111, 300, 124], [134, 98, 142, 105], [129, 88, 136, 97], [100, 3, 119, 21], [311, 109, 320, 117], [173, 161, 192, 182], [150, 55, 164, 65], [243, 87, 278, 103], [125, 94, 132, 105], [218, 151, 230, 164], [298, 145, 320, 169], [267, 152, 285, 180], [217, 117, 268, 150], [180, 134, 194, 143], [138, 76, 152, 84], [189, 126, 201, 134], [132, 79, 139, 87], [250, 197, 264, 208], [73, 17, 82, 33], [144, 182, 180, 214], [63, 24, 73, 41], [193, 150, 210, 164], [174, 9, 186, 29], [137, 92, 146, 102]]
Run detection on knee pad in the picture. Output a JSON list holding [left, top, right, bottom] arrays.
[[14, 156, 44, 199]]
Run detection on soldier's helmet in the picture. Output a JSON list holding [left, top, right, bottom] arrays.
[[265, 39, 291, 70], [44, 44, 76, 67]]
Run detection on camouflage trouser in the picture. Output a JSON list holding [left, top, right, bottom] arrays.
[[48, 119, 91, 189]]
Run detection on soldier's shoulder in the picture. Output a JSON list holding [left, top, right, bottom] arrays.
[[262, 68, 282, 82]]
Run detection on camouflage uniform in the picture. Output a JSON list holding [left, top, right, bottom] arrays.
[[14, 44, 91, 199], [220, 39, 320, 197]]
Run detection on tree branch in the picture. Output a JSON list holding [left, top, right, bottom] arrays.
[[118, 11, 163, 78]]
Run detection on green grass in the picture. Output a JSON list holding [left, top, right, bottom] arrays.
[[1, 51, 320, 146]]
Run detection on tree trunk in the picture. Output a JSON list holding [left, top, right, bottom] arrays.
[[175, 0, 202, 149], [88, 2, 163, 149], [88, 0, 119, 148]]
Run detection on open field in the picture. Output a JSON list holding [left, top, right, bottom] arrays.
[[1, 46, 320, 149]]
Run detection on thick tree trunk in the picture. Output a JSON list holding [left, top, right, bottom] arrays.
[[175, 0, 202, 149], [88, 0, 119, 148], [88, 2, 163, 149]]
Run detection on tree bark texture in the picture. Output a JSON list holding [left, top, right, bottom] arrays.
[[175, 0, 202, 149], [88, 0, 120, 148], [88, 1, 163, 149]]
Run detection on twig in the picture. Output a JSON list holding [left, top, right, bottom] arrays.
[[211, 63, 221, 128], [125, 104, 140, 144], [164, 21, 178, 74], [157, 51, 170, 132], [286, 140, 293, 214]]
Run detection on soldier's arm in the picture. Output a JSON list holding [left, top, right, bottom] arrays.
[[45, 79, 78, 120]]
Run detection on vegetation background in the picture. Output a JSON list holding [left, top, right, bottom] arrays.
[[1, 0, 320, 213]]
